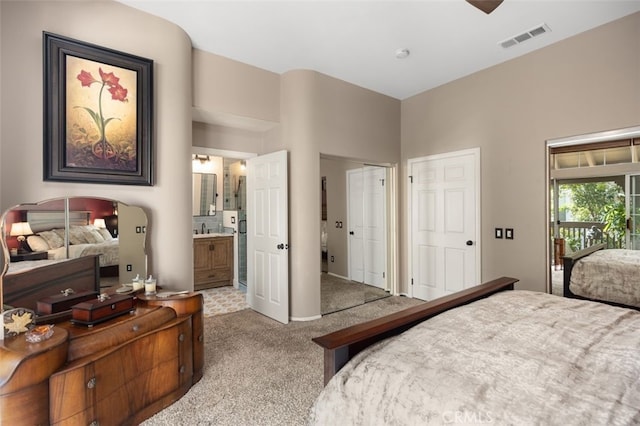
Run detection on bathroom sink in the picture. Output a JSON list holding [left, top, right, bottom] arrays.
[[193, 232, 232, 238]]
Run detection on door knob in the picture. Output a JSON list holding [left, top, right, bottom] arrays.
[[466, 240, 474, 246]]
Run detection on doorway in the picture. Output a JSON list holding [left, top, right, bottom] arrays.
[[546, 126, 640, 294], [320, 156, 394, 314], [192, 148, 255, 292]]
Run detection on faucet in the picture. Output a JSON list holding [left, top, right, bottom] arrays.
[[201, 223, 206, 234]]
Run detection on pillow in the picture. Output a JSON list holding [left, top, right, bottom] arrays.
[[97, 228, 114, 241], [83, 226, 105, 244], [39, 230, 64, 249], [27, 235, 50, 252], [68, 226, 89, 245]]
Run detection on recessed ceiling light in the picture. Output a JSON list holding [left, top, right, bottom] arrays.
[[395, 48, 410, 59]]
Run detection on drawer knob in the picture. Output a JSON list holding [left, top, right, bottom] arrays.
[[89, 421, 99, 426], [179, 333, 185, 342], [198, 334, 204, 342], [87, 377, 97, 389], [179, 365, 186, 374], [132, 324, 140, 332]]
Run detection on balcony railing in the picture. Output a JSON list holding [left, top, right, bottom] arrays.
[[551, 221, 623, 265]]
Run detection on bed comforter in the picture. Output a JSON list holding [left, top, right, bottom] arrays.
[[309, 290, 640, 425], [570, 249, 640, 308], [48, 239, 119, 267]]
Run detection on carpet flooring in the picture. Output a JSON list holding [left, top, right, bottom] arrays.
[[141, 295, 423, 425]]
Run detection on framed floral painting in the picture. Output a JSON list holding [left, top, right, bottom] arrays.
[[43, 32, 153, 185]]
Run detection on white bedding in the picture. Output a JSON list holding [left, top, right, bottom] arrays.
[[48, 239, 119, 267], [570, 249, 640, 308], [6, 258, 67, 275], [309, 291, 640, 425]]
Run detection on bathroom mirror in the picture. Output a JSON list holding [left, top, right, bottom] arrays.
[[193, 172, 217, 216], [1, 197, 147, 320]]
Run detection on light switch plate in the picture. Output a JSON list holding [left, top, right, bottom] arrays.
[[495, 228, 503, 239]]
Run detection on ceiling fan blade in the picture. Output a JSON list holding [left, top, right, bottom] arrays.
[[466, 0, 504, 14]]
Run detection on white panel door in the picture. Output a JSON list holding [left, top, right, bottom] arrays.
[[363, 167, 387, 288], [348, 167, 387, 289], [410, 149, 480, 300], [347, 169, 364, 282], [246, 150, 289, 324]]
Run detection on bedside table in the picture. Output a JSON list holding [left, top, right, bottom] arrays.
[[10, 251, 48, 262]]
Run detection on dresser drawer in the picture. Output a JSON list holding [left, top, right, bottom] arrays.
[[50, 317, 193, 425], [66, 306, 177, 362]]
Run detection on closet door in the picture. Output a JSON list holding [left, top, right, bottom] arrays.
[[347, 166, 387, 288]]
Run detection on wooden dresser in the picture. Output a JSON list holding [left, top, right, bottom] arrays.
[[0, 292, 203, 426], [194, 235, 234, 290]]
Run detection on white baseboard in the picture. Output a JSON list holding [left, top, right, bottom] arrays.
[[290, 315, 322, 322], [326, 272, 349, 281]]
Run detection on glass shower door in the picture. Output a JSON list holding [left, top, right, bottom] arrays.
[[237, 176, 247, 286]]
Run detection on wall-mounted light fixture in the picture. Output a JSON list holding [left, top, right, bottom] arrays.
[[240, 160, 246, 170], [10, 222, 34, 253], [194, 154, 210, 164]]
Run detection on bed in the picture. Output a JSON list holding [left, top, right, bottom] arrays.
[[23, 210, 119, 275], [563, 243, 640, 309], [310, 277, 640, 424]]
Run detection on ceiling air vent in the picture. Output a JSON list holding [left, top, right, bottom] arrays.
[[500, 23, 551, 49]]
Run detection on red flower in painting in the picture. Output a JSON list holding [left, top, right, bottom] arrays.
[[77, 70, 98, 87], [98, 68, 120, 88], [108, 83, 128, 102], [75, 67, 129, 160]]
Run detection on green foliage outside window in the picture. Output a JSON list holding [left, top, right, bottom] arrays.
[[559, 182, 625, 250]]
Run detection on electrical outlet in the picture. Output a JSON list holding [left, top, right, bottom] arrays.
[[330, 256, 335, 262], [126, 264, 132, 272]]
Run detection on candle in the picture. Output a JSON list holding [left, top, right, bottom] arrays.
[[144, 275, 157, 296], [132, 274, 143, 291]]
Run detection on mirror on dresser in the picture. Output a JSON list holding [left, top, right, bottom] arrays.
[[0, 197, 147, 322]]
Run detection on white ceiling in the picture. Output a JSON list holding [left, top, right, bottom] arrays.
[[118, 0, 640, 100]]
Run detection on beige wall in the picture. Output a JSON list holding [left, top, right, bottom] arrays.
[[400, 12, 640, 293], [0, 1, 194, 290], [193, 49, 280, 124], [280, 71, 400, 319], [192, 121, 265, 155]]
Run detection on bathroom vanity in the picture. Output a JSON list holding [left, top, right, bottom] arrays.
[[193, 234, 234, 290]]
